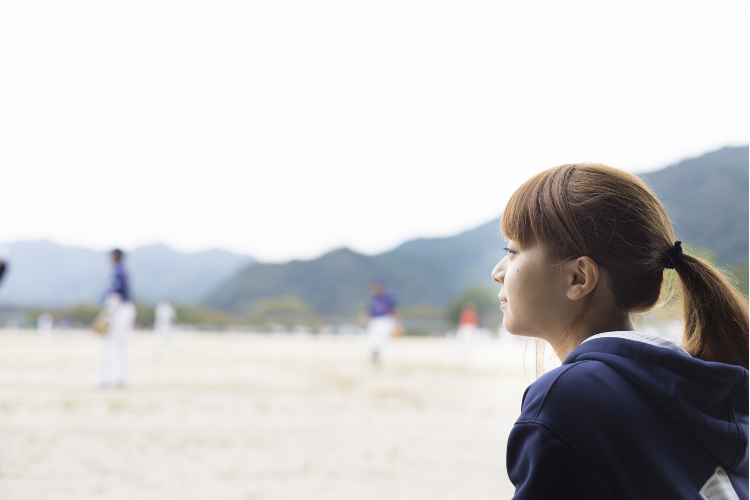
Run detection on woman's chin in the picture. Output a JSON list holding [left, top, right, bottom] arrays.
[[503, 319, 518, 335], [504, 321, 533, 338]]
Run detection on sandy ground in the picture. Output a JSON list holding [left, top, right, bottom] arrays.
[[0, 331, 537, 500]]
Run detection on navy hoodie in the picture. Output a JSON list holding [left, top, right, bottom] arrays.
[[507, 331, 749, 499]]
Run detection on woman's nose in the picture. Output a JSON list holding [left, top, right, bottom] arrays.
[[491, 261, 505, 284]]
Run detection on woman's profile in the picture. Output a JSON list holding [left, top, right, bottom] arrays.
[[492, 164, 748, 499]]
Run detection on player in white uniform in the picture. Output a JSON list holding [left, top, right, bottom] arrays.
[[94, 249, 136, 388]]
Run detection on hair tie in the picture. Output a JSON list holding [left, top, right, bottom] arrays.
[[665, 241, 683, 269]]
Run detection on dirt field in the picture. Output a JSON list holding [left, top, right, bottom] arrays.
[[0, 331, 536, 499]]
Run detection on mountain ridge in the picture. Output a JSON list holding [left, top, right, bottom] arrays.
[[639, 145, 748, 264], [2, 146, 746, 311], [204, 145, 749, 315], [0, 241, 254, 308]]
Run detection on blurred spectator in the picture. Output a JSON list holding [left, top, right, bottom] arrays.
[[37, 312, 54, 335], [457, 302, 479, 341], [154, 299, 177, 354]]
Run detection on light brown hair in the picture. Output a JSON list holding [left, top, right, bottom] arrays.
[[501, 164, 748, 369]]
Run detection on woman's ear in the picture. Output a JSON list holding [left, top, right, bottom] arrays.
[[564, 256, 599, 301]]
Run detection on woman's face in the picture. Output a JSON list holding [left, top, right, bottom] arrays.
[[491, 241, 574, 340]]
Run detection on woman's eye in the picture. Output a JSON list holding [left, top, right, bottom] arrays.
[[503, 247, 516, 255]]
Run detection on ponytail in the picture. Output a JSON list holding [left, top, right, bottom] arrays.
[[676, 254, 749, 369]]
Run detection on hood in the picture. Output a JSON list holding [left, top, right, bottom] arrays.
[[565, 333, 749, 471]]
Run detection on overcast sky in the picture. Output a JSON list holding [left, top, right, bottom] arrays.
[[0, 1, 747, 262]]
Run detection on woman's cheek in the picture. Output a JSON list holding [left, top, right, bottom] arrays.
[[513, 283, 537, 331], [505, 269, 528, 333]]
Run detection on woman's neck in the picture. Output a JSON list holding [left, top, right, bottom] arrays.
[[552, 313, 635, 362]]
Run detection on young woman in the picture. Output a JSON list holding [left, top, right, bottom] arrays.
[[492, 164, 748, 499]]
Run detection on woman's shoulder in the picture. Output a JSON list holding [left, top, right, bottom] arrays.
[[519, 360, 629, 422]]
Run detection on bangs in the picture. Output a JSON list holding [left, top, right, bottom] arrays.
[[501, 164, 588, 260], [501, 168, 555, 249]]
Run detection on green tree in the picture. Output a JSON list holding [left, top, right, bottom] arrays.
[[172, 304, 237, 327], [244, 296, 319, 326], [63, 303, 100, 325], [727, 260, 749, 299], [134, 303, 154, 326]]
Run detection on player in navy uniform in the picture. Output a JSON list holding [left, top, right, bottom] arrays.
[[364, 279, 398, 363]]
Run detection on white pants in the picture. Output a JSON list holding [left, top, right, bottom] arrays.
[[367, 315, 396, 353], [96, 301, 136, 386], [153, 324, 178, 354], [457, 324, 478, 342]]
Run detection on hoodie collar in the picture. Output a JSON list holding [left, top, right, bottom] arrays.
[[581, 330, 690, 357]]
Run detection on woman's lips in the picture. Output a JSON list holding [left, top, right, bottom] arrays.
[[498, 295, 507, 308]]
